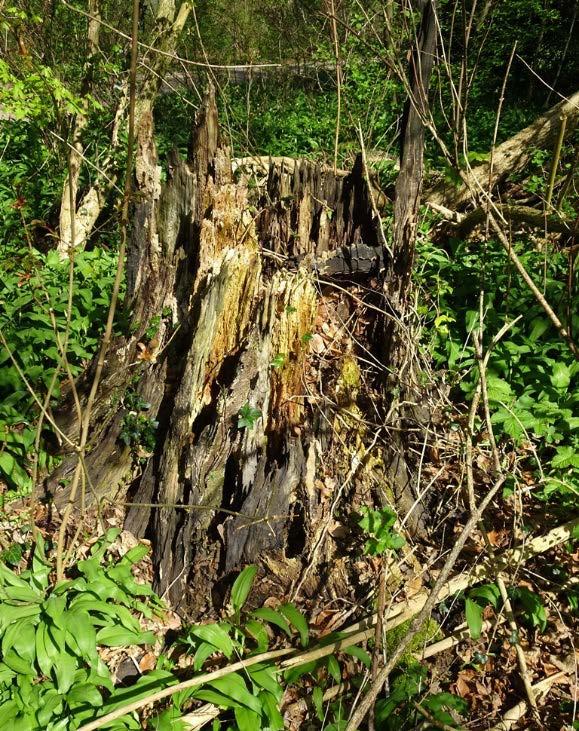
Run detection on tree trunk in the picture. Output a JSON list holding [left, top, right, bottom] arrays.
[[427, 89, 579, 209], [46, 88, 408, 612], [57, 1, 192, 257], [381, 0, 438, 532]]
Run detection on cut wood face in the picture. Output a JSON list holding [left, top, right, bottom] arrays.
[[47, 90, 423, 615]]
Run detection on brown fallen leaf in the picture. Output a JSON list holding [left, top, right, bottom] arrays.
[[139, 652, 157, 672]]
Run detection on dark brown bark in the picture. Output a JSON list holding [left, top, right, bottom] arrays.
[[381, 0, 438, 533]]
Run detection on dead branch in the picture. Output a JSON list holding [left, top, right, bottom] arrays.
[[427, 90, 579, 208], [456, 203, 574, 237]]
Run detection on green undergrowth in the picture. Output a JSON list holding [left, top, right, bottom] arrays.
[[415, 228, 578, 504], [0, 535, 467, 730], [0, 246, 118, 498]]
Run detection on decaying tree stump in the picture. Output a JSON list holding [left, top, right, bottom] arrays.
[[46, 88, 429, 612]]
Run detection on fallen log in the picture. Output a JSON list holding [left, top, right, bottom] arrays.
[[427, 90, 579, 208], [455, 203, 575, 237]]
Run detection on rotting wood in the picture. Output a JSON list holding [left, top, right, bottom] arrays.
[[45, 87, 408, 611]]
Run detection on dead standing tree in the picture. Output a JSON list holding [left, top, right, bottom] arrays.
[[46, 3, 440, 613], [48, 86, 390, 611], [381, 0, 438, 531]]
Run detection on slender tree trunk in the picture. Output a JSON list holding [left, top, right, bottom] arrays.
[[381, 0, 438, 532], [57, 1, 192, 257]]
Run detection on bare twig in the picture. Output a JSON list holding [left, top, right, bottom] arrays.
[[55, 0, 140, 581], [345, 476, 505, 730]]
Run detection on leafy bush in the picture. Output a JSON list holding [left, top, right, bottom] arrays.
[[0, 247, 118, 496], [0, 529, 165, 731], [416, 233, 578, 502]]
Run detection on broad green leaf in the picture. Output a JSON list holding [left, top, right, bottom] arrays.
[[551, 362, 571, 390], [279, 603, 309, 647], [119, 544, 149, 566], [0, 562, 37, 591], [243, 619, 269, 653], [193, 688, 241, 709], [54, 652, 77, 694], [0, 662, 16, 684], [188, 623, 233, 658], [66, 610, 97, 660], [551, 446, 579, 469], [326, 654, 341, 683], [284, 659, 317, 684], [0, 602, 40, 631], [193, 641, 218, 672], [67, 683, 104, 707], [259, 690, 284, 730], [207, 673, 262, 714], [42, 595, 67, 628], [96, 626, 156, 647], [231, 565, 257, 613], [312, 685, 324, 721], [465, 598, 483, 639], [251, 607, 291, 637], [68, 597, 140, 632], [486, 375, 514, 403], [12, 619, 36, 663], [3, 650, 35, 675], [37, 689, 64, 726], [2, 618, 36, 658], [35, 623, 59, 676], [248, 664, 282, 699], [234, 706, 262, 731], [342, 644, 372, 667], [2, 582, 42, 603], [470, 584, 501, 608], [528, 317, 550, 342]]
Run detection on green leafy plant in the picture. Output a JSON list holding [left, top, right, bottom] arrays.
[[509, 586, 548, 632], [178, 565, 311, 730], [237, 403, 262, 430], [465, 584, 501, 639], [374, 664, 468, 729], [119, 392, 158, 454], [415, 234, 578, 503], [358, 506, 405, 555], [0, 247, 119, 497], [0, 528, 168, 730]]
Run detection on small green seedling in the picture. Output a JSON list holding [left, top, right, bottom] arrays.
[[270, 353, 286, 369], [357, 506, 405, 555], [238, 403, 262, 430]]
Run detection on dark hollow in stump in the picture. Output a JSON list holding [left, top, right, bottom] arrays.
[[47, 89, 425, 613]]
